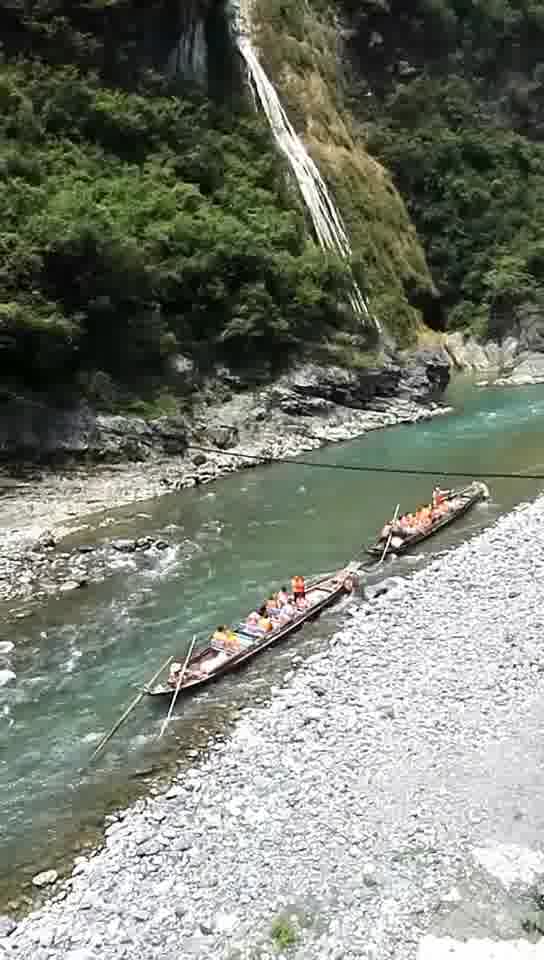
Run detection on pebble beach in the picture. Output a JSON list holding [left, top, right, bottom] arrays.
[[4, 495, 544, 958]]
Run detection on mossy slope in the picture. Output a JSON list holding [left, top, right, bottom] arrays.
[[250, 0, 436, 346]]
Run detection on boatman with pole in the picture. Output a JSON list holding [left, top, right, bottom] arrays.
[[291, 574, 305, 604]]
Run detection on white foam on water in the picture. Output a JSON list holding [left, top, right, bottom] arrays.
[[63, 649, 83, 673], [81, 731, 102, 744], [474, 843, 544, 888]]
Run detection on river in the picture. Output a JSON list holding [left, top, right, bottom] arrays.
[[1, 378, 544, 910]]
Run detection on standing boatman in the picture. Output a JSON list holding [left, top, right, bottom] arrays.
[[291, 574, 305, 604]]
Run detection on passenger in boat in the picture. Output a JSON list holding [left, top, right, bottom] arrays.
[[266, 595, 281, 616], [280, 598, 296, 618], [291, 575, 306, 603], [278, 603, 294, 626], [168, 660, 183, 686], [295, 594, 307, 612], [277, 586, 289, 606], [212, 625, 229, 645], [398, 513, 414, 535], [245, 611, 260, 632], [224, 629, 240, 651], [432, 486, 450, 508], [257, 605, 273, 632]]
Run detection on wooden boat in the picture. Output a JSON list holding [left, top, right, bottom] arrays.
[[366, 481, 489, 559], [147, 567, 357, 698]]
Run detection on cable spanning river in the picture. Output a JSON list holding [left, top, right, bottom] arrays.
[[1, 378, 544, 910]]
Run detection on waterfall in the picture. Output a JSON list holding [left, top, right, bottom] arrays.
[[235, 33, 379, 330], [168, 4, 208, 85]]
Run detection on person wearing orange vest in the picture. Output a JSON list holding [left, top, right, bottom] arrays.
[[291, 575, 305, 602]]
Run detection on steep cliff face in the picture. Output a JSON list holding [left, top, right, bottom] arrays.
[[245, 0, 437, 343], [0, 0, 445, 452], [336, 0, 544, 348]]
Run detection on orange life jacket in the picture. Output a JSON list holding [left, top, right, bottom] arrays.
[[292, 575, 305, 594]]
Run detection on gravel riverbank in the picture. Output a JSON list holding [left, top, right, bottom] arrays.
[[4, 497, 544, 958], [0, 391, 447, 612]]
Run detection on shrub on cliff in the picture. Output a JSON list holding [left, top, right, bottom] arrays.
[[342, 0, 544, 336], [0, 58, 357, 398]]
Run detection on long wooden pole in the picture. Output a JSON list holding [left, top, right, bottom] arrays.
[[84, 655, 173, 769], [159, 634, 197, 739], [378, 503, 400, 566]]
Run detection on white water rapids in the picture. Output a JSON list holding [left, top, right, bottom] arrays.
[[236, 35, 379, 330]]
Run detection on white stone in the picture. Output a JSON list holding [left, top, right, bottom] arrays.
[[419, 935, 544, 958], [473, 843, 544, 888], [32, 870, 58, 888], [214, 911, 239, 934]]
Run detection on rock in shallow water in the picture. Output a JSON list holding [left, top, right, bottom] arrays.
[[0, 916, 16, 937], [111, 539, 137, 553], [32, 870, 58, 888]]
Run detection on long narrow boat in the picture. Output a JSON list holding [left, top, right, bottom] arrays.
[[147, 567, 357, 699], [366, 481, 489, 559]]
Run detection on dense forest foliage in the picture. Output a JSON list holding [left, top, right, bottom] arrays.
[[5, 0, 542, 409], [342, 0, 544, 337], [0, 1, 364, 407]]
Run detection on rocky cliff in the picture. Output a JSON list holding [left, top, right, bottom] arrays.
[[0, 0, 454, 463]]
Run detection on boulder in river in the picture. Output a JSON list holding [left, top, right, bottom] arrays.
[[135, 536, 154, 550], [111, 539, 137, 553], [32, 869, 58, 888], [495, 351, 544, 386], [33, 530, 56, 551]]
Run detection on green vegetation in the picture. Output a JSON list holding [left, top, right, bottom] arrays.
[[252, 0, 436, 344], [270, 914, 299, 950], [13, 0, 533, 406], [0, 2, 370, 404], [341, 0, 544, 337]]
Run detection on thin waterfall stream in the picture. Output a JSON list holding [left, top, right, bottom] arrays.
[[235, 31, 379, 329]]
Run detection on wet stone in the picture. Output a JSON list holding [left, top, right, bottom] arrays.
[[32, 870, 58, 889]]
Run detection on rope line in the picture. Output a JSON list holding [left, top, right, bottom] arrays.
[[186, 443, 544, 482]]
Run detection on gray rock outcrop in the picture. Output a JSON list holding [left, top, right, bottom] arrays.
[[0, 396, 188, 464]]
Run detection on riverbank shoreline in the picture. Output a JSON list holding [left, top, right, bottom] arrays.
[[4, 495, 544, 957], [0, 390, 449, 615]]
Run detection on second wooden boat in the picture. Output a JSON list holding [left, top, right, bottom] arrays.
[[366, 481, 489, 558], [147, 567, 357, 699]]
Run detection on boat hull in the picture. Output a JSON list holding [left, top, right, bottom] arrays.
[[366, 482, 488, 558], [147, 569, 355, 699]]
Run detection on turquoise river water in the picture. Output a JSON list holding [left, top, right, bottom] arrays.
[[1, 378, 544, 909]]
